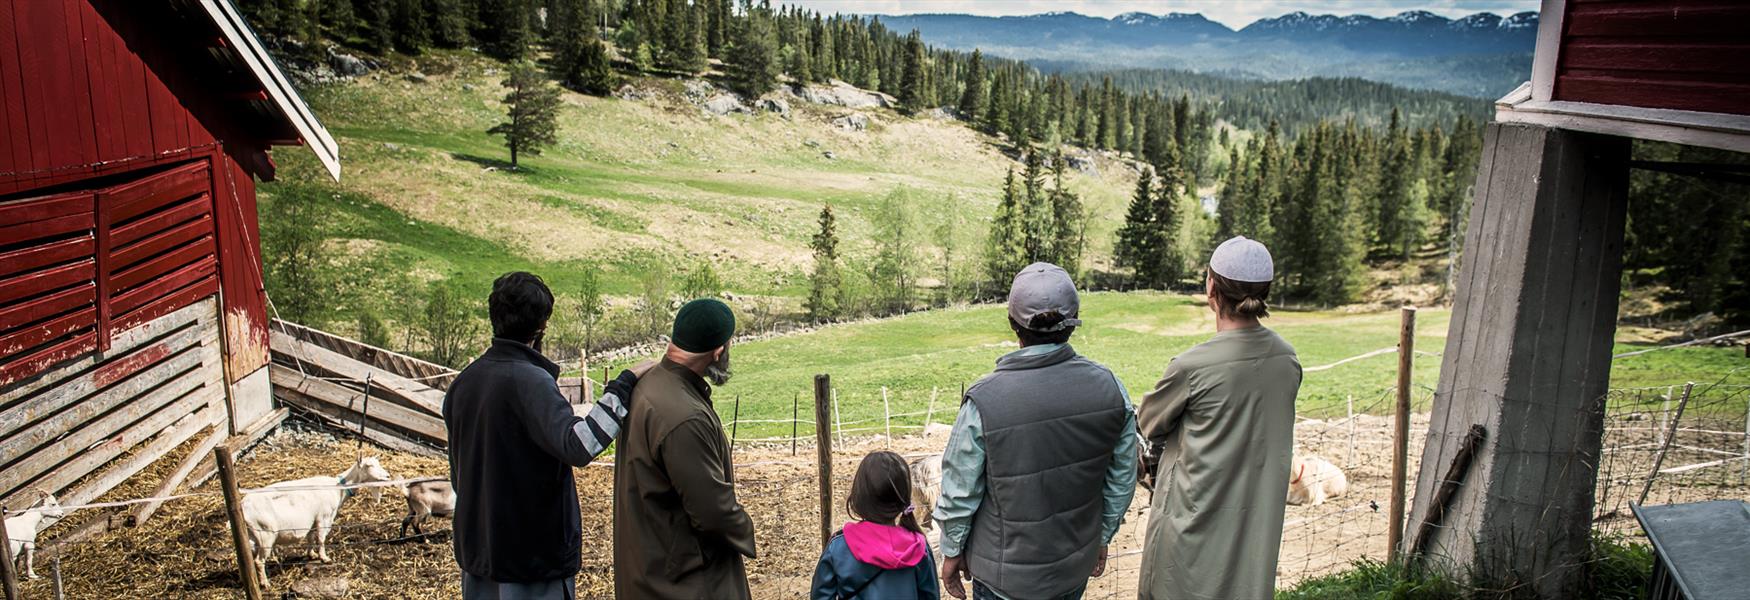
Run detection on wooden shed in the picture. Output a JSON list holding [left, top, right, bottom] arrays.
[[0, 0, 338, 513], [1406, 0, 1749, 595]]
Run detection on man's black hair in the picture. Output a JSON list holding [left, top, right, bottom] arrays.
[[489, 272, 553, 343], [1009, 312, 1074, 346]]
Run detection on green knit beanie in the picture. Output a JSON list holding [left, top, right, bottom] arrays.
[[672, 298, 736, 353]]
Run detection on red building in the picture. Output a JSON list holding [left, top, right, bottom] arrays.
[[1408, 0, 1748, 595], [0, 0, 337, 512]]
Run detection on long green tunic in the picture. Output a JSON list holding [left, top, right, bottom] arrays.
[[1136, 326, 1300, 600]]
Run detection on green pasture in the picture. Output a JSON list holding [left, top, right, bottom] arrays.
[[602, 292, 1749, 439]]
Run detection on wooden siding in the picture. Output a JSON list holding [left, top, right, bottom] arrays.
[[1555, 0, 1750, 116], [0, 161, 220, 388], [0, 298, 225, 511], [0, 0, 274, 390]]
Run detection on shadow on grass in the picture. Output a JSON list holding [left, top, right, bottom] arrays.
[[449, 152, 521, 172]]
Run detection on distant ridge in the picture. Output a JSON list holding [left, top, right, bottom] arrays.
[[872, 10, 1538, 97]]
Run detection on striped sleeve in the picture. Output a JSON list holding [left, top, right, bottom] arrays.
[[571, 391, 629, 458]]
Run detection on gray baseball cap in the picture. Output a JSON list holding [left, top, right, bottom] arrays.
[[1008, 262, 1082, 332]]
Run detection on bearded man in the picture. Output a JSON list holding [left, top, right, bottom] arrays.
[[612, 298, 755, 599]]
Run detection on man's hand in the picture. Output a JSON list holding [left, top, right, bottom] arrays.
[[1090, 545, 1109, 578], [941, 554, 970, 599], [604, 369, 641, 402]]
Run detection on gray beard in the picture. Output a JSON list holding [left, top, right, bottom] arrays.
[[705, 352, 732, 386]]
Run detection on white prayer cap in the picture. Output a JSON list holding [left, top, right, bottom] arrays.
[[1209, 236, 1274, 283]]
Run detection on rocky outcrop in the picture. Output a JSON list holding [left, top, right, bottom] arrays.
[[756, 96, 791, 116], [704, 94, 748, 115], [795, 79, 895, 109], [832, 113, 871, 131]]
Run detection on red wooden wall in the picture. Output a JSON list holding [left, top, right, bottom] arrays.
[[0, 0, 274, 388], [1555, 0, 1750, 116]]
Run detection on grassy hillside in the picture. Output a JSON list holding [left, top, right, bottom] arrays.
[[598, 292, 1748, 439], [262, 52, 1138, 317]]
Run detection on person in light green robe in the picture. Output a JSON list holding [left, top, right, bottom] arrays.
[[1137, 237, 1301, 600]]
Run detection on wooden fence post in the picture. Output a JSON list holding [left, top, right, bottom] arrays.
[[215, 446, 265, 600], [730, 395, 740, 450], [1346, 394, 1356, 466], [832, 389, 843, 447], [0, 507, 20, 600], [925, 387, 938, 428], [1741, 398, 1748, 485], [1388, 306, 1416, 560], [792, 392, 799, 457], [1637, 382, 1694, 507], [814, 375, 834, 550], [51, 556, 62, 600], [882, 387, 892, 447]]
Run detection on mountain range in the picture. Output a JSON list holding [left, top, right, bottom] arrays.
[[875, 10, 1539, 98]]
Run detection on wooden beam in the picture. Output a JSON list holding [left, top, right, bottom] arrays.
[[184, 407, 288, 491], [269, 332, 443, 416], [131, 423, 226, 526], [269, 364, 446, 444], [1406, 123, 1628, 596]]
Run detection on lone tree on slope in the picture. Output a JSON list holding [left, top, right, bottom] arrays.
[[488, 63, 562, 168]]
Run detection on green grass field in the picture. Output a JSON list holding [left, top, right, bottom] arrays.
[[263, 51, 1138, 306], [597, 292, 1749, 439]]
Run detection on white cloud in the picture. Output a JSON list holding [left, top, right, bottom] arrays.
[[785, 1, 1539, 29]]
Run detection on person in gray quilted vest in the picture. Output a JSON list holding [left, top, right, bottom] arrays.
[[934, 262, 1139, 600]]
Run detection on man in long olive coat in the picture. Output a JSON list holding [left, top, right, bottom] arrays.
[[613, 298, 755, 599]]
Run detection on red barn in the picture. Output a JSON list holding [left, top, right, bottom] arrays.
[[0, 0, 338, 512], [1407, 0, 1749, 595]]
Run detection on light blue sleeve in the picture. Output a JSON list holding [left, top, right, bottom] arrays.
[[935, 401, 985, 558], [1100, 378, 1139, 544]]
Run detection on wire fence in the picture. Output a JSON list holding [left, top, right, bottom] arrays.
[[10, 366, 1749, 599]]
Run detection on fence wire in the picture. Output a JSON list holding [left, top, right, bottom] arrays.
[[15, 371, 1750, 599]]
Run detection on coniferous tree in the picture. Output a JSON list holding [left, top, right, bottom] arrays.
[[898, 30, 927, 114], [428, 0, 472, 47], [1097, 77, 1116, 149], [871, 192, 920, 314], [1115, 167, 1171, 288], [487, 63, 562, 168], [360, 0, 395, 52], [390, 0, 429, 53], [726, 8, 779, 97], [555, 0, 617, 95], [985, 168, 1027, 285], [1047, 153, 1086, 274], [1019, 152, 1050, 261], [807, 204, 843, 321], [478, 0, 531, 60], [957, 49, 985, 121]]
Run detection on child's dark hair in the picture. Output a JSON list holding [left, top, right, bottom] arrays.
[[846, 451, 925, 536]]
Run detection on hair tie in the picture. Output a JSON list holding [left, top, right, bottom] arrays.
[[902, 504, 916, 515]]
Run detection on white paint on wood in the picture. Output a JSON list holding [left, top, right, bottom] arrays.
[[1497, 97, 1750, 154], [229, 366, 271, 433], [1530, 0, 1565, 102]]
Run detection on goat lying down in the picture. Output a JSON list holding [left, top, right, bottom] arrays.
[[5, 490, 65, 580], [1285, 453, 1348, 506], [400, 479, 456, 538], [241, 456, 391, 583]]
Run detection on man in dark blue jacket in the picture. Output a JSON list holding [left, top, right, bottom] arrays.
[[444, 272, 642, 600]]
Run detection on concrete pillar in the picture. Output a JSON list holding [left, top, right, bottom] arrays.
[[1406, 123, 1629, 596]]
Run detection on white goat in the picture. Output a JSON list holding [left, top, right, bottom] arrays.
[[908, 453, 943, 531], [1285, 453, 1348, 506], [399, 480, 456, 538], [241, 456, 391, 583], [5, 490, 64, 580]]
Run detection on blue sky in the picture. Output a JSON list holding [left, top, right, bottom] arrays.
[[785, 1, 1540, 29]]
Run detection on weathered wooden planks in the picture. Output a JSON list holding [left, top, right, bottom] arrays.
[[270, 332, 445, 417], [1406, 123, 1629, 596], [270, 364, 447, 444], [270, 319, 456, 390]]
